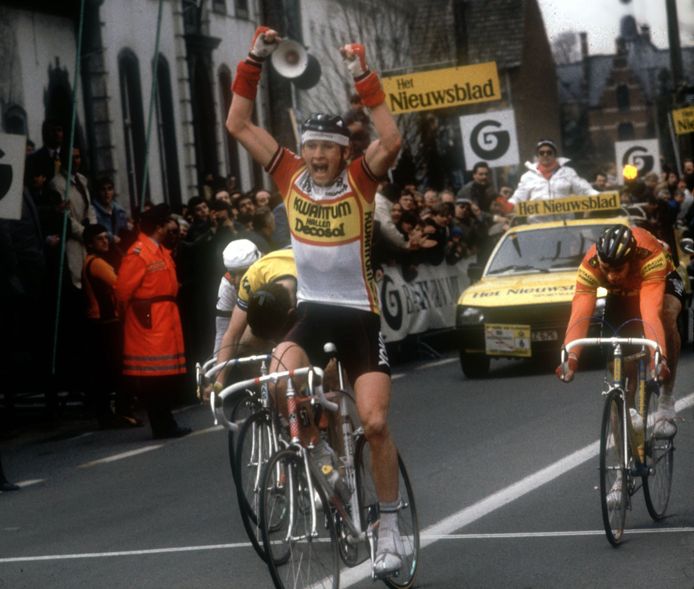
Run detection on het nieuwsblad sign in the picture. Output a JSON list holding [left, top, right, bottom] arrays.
[[514, 192, 621, 217], [672, 106, 694, 136], [381, 62, 500, 115]]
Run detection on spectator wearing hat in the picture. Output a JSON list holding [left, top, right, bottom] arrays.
[[92, 176, 128, 268], [456, 162, 497, 212], [509, 140, 597, 206], [213, 239, 262, 355], [82, 224, 140, 428], [115, 204, 190, 439]]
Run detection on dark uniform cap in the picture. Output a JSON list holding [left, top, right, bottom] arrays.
[[140, 203, 171, 226]]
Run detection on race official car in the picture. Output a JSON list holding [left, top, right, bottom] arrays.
[[455, 195, 692, 378], [455, 216, 617, 377]]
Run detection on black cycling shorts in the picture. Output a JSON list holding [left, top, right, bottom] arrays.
[[604, 270, 685, 337], [282, 302, 391, 382]]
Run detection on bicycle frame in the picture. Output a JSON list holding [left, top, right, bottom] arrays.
[[563, 337, 660, 475]]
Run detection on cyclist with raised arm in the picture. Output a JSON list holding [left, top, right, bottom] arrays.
[[557, 224, 684, 437], [226, 27, 404, 577]]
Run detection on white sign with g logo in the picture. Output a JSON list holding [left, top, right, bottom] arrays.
[[615, 139, 661, 176], [459, 109, 519, 169]]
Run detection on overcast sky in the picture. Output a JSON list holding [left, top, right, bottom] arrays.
[[537, 0, 694, 56]]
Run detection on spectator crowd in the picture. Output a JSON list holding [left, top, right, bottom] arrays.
[[2, 117, 694, 443]]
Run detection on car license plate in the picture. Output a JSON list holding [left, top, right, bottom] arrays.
[[484, 324, 531, 357], [531, 329, 558, 342]]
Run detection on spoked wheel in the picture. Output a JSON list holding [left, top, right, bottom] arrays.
[[643, 385, 674, 520], [599, 390, 628, 546], [227, 389, 259, 484], [355, 436, 420, 588], [234, 409, 280, 561], [260, 448, 339, 589]]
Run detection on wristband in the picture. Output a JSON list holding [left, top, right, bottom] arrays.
[[232, 59, 262, 101], [354, 71, 386, 109]]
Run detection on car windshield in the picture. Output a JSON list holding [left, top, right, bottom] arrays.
[[485, 225, 611, 275]]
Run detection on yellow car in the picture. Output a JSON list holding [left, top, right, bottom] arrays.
[[456, 214, 626, 378], [456, 195, 693, 378]]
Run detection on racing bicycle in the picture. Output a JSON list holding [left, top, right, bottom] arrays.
[[211, 343, 419, 589], [561, 336, 674, 546]]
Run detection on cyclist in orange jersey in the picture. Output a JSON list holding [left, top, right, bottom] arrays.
[[557, 224, 684, 437]]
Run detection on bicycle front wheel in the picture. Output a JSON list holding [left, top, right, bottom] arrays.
[[643, 385, 674, 520], [355, 436, 419, 588], [599, 390, 627, 546], [227, 388, 259, 485], [260, 448, 339, 589]]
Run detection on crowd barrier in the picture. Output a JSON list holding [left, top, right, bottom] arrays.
[[378, 257, 473, 343]]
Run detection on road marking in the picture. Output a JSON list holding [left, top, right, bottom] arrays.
[[392, 356, 456, 380], [336, 391, 694, 587], [77, 445, 163, 469], [189, 425, 223, 437], [3, 479, 44, 490], [429, 527, 694, 539], [4, 393, 692, 570], [416, 357, 457, 370], [3, 526, 693, 564], [0, 543, 251, 563]]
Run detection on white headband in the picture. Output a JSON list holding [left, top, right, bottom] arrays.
[[301, 130, 350, 147]]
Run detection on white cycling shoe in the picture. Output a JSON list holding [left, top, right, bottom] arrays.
[[654, 397, 677, 439], [373, 526, 404, 578], [654, 416, 677, 439]]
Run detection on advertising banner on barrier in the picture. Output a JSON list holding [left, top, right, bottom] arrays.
[[378, 258, 472, 342]]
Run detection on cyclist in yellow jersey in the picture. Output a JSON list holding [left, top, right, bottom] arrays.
[[226, 27, 404, 577], [215, 248, 297, 385]]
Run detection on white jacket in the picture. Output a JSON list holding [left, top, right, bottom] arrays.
[[509, 158, 598, 204]]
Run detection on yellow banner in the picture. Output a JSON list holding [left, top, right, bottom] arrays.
[[382, 63, 500, 115], [514, 192, 621, 217], [672, 106, 694, 135]]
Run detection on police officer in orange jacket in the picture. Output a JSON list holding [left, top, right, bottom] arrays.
[[115, 204, 191, 439]]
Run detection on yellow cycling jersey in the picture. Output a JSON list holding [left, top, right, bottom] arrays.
[[236, 248, 297, 311]]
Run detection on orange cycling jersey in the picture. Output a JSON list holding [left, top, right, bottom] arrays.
[[563, 226, 675, 358]]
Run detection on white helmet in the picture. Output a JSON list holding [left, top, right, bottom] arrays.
[[222, 239, 262, 272]]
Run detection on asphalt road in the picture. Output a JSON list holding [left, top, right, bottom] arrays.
[[2, 349, 694, 589]]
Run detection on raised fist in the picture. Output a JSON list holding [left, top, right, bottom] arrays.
[[340, 43, 368, 77], [250, 26, 280, 60]]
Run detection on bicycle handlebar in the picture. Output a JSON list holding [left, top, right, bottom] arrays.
[[203, 353, 273, 381], [561, 337, 661, 366], [210, 365, 339, 430]]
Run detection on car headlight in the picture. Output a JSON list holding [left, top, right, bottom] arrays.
[[458, 307, 485, 326]]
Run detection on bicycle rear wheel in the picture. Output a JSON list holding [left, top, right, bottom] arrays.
[[643, 385, 674, 520], [599, 390, 627, 546], [355, 436, 419, 588], [235, 409, 278, 561], [260, 448, 339, 589]]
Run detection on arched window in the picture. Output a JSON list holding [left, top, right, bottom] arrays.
[[156, 55, 182, 210], [617, 122, 634, 140], [3, 104, 27, 135], [616, 84, 630, 112], [118, 49, 149, 211], [218, 66, 240, 183]]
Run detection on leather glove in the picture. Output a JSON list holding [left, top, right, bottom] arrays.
[[341, 43, 368, 78], [555, 354, 578, 383], [249, 26, 280, 60]]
